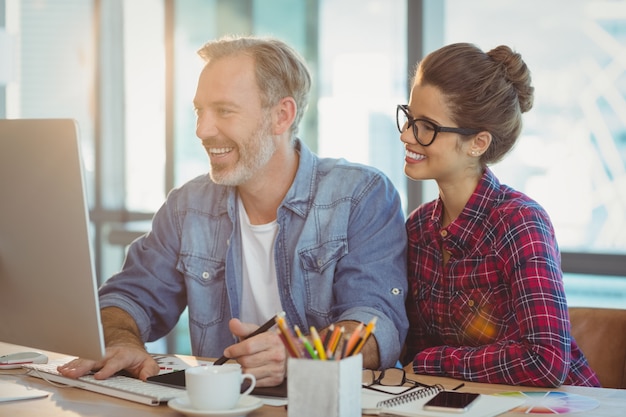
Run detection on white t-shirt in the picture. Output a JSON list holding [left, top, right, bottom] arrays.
[[238, 196, 282, 325]]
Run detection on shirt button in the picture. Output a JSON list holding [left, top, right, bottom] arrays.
[[391, 288, 401, 295], [202, 271, 210, 280], [440, 229, 448, 237], [317, 259, 323, 267], [468, 299, 475, 307]]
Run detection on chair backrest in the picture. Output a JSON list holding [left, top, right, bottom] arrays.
[[569, 307, 626, 389]]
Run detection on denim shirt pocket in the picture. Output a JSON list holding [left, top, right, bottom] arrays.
[[177, 254, 227, 327], [299, 238, 348, 317]]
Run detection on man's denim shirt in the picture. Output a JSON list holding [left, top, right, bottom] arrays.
[[99, 139, 408, 368]]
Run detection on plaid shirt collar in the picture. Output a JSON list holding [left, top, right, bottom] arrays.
[[429, 168, 503, 256]]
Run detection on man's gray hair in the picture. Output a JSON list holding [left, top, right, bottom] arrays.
[[198, 35, 311, 137]]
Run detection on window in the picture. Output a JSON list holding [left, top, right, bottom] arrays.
[[3, 0, 95, 198], [443, 0, 626, 307]]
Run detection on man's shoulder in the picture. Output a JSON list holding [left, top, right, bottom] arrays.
[[315, 155, 389, 184], [297, 138, 390, 186], [166, 174, 231, 209]]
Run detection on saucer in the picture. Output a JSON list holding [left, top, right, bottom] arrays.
[[167, 395, 263, 417]]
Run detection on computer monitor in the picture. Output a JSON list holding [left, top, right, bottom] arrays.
[[0, 118, 105, 360]]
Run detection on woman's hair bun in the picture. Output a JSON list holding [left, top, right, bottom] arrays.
[[487, 45, 534, 113]]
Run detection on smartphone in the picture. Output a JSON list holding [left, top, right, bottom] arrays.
[[423, 391, 480, 413]]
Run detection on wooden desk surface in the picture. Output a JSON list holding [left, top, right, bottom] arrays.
[[1, 342, 624, 416]]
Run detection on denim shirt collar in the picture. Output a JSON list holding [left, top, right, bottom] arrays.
[[280, 138, 317, 219]]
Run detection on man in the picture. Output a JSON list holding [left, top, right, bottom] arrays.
[[59, 35, 408, 387]]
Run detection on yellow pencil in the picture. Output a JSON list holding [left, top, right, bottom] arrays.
[[310, 326, 327, 360]]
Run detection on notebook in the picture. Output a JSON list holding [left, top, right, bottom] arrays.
[[0, 119, 185, 405], [362, 385, 525, 417]]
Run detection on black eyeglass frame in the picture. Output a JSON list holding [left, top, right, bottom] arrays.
[[396, 104, 481, 146], [362, 368, 432, 395]]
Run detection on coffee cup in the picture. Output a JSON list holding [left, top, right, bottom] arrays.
[[185, 364, 256, 410]]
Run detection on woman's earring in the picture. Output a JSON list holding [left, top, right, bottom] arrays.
[[471, 151, 479, 156]]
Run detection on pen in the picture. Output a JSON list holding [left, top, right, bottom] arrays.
[[310, 326, 327, 360], [214, 313, 280, 365]]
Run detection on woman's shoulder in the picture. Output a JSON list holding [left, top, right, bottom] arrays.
[[496, 184, 552, 220]]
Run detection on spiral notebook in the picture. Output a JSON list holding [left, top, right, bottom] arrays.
[[362, 384, 524, 417]]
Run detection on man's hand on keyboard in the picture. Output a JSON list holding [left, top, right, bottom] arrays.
[[57, 345, 160, 381]]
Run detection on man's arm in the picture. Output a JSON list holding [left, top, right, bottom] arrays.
[[329, 169, 408, 369], [101, 306, 145, 349]]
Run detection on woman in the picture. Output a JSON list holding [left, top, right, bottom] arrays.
[[400, 43, 599, 387]]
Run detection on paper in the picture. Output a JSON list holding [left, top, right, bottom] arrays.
[[362, 387, 525, 417], [0, 380, 49, 402]]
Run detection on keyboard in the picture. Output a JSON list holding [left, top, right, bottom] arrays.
[[23, 360, 186, 406]]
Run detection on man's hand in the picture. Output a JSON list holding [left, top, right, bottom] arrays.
[[57, 344, 160, 381], [57, 306, 159, 381], [222, 318, 286, 387]]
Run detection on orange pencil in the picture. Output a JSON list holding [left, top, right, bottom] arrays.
[[352, 317, 377, 355], [343, 322, 364, 356], [326, 326, 344, 359]]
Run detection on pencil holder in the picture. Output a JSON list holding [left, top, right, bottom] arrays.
[[287, 354, 362, 417]]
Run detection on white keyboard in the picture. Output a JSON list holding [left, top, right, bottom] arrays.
[[24, 361, 186, 406]]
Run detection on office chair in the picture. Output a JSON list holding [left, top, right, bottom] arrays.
[[569, 307, 626, 389]]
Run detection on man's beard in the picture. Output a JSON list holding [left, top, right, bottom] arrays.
[[209, 117, 276, 186]]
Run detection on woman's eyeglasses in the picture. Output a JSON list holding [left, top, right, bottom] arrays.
[[362, 368, 432, 395], [396, 104, 480, 146]]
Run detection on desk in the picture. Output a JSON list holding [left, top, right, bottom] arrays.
[[1, 342, 624, 416]]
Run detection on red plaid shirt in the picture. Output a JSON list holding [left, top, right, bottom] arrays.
[[404, 168, 600, 387]]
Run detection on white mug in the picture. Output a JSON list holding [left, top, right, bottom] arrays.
[[185, 364, 256, 410]]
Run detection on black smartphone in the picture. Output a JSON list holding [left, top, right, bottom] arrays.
[[423, 391, 480, 413]]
